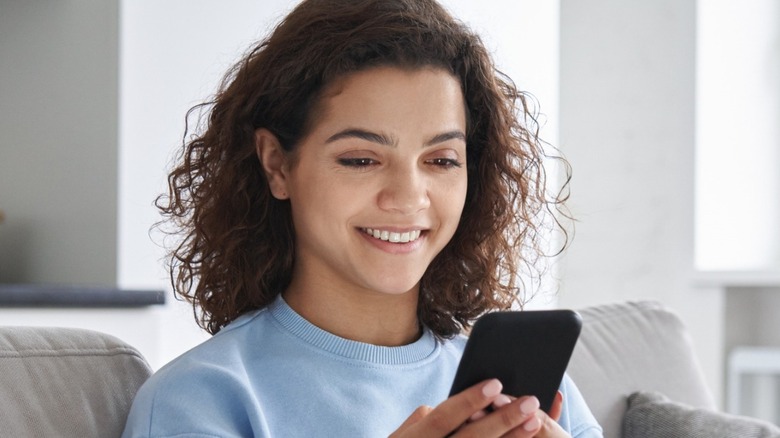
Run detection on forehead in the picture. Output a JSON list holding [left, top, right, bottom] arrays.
[[308, 66, 466, 131]]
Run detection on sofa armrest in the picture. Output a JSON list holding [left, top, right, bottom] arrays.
[[0, 326, 152, 437], [567, 301, 715, 438]]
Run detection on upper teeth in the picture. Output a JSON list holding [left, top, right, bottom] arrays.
[[364, 228, 422, 243]]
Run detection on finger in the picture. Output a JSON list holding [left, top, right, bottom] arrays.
[[455, 396, 540, 437], [469, 409, 487, 422], [547, 391, 564, 421], [413, 379, 504, 436], [527, 410, 568, 438], [469, 394, 512, 423], [399, 405, 432, 430], [493, 394, 513, 409]]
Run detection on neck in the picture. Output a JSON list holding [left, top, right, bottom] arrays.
[[282, 280, 421, 347]]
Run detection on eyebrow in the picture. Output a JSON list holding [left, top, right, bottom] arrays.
[[325, 128, 466, 147], [425, 131, 466, 146], [326, 129, 395, 146]]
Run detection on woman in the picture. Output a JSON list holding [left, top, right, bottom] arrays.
[[122, 0, 602, 436]]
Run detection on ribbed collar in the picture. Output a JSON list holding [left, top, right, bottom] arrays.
[[268, 295, 439, 365]]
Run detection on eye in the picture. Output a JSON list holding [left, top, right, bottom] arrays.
[[337, 157, 378, 167], [426, 158, 463, 169]]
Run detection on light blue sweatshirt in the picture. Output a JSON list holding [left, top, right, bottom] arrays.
[[122, 295, 603, 437]]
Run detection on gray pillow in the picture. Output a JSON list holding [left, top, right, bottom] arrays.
[[623, 391, 780, 438]]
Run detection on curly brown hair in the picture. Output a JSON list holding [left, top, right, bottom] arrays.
[[158, 0, 570, 337]]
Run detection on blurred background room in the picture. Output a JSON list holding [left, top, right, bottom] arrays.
[[1, 0, 778, 424]]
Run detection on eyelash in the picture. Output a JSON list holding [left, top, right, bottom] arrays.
[[427, 158, 463, 169], [337, 158, 463, 169], [337, 158, 377, 167]]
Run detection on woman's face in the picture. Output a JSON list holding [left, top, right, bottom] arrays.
[[279, 66, 468, 297]]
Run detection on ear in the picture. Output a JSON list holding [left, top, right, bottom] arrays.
[[255, 128, 290, 200]]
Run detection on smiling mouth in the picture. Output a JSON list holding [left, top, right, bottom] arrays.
[[361, 228, 423, 243]]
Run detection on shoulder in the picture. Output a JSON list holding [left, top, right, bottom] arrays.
[[122, 309, 272, 438], [153, 307, 269, 376]]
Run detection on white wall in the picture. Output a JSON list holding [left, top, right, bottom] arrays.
[[557, 0, 722, 398], [558, 0, 696, 308], [696, 0, 780, 271]]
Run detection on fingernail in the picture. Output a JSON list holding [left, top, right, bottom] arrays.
[[482, 379, 502, 397], [520, 396, 540, 414], [523, 415, 541, 431], [494, 394, 512, 407]]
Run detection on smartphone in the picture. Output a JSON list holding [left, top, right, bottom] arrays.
[[449, 309, 582, 413]]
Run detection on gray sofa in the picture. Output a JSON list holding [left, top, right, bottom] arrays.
[[0, 326, 152, 437], [1, 301, 777, 437], [569, 301, 714, 437]]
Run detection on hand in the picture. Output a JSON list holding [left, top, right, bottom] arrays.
[[389, 380, 571, 437], [470, 390, 569, 437], [530, 391, 569, 437]]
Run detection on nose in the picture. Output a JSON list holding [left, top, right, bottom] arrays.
[[377, 166, 430, 214]]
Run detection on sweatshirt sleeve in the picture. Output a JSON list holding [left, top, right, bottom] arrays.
[[556, 374, 604, 438]]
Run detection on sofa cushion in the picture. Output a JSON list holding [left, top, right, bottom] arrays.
[[623, 391, 780, 438], [0, 326, 152, 437], [567, 301, 716, 438]]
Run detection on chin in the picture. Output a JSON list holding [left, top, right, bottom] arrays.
[[368, 279, 421, 298]]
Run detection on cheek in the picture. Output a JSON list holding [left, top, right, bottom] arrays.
[[452, 172, 469, 207], [290, 178, 362, 227], [308, 180, 365, 211], [436, 176, 468, 225]]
